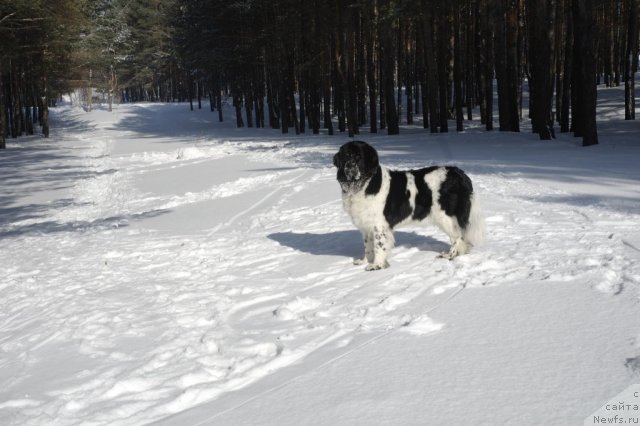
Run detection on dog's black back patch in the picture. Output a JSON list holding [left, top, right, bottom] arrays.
[[411, 167, 438, 220], [439, 167, 473, 229], [384, 171, 413, 228]]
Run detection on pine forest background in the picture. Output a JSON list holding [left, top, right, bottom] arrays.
[[1, 0, 639, 150]]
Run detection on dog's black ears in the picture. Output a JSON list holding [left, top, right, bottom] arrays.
[[333, 153, 340, 167]]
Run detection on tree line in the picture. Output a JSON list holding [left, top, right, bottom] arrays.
[[0, 0, 178, 149], [0, 0, 85, 149], [1, 0, 639, 150]]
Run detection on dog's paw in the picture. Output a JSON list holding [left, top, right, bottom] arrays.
[[437, 250, 457, 261], [365, 261, 390, 271]]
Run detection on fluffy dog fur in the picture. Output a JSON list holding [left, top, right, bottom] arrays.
[[333, 141, 484, 270]]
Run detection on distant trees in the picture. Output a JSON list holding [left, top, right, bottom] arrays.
[[0, 0, 84, 147], [166, 0, 639, 147], [2, 0, 639, 149], [81, 0, 179, 109], [82, 0, 134, 112], [624, 0, 639, 120], [0, 0, 182, 148]]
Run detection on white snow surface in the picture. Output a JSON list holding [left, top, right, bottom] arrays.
[[1, 88, 639, 426]]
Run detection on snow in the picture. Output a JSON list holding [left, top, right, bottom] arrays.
[[1, 86, 639, 426]]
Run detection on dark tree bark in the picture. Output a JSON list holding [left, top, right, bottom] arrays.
[[397, 18, 404, 123], [245, 88, 254, 128], [560, 0, 573, 132], [234, 90, 245, 128], [41, 69, 49, 138], [382, 46, 399, 134], [421, 5, 440, 133], [378, 29, 387, 131], [365, 1, 378, 133], [625, 0, 638, 120], [287, 55, 300, 135], [197, 78, 202, 109], [465, 1, 476, 121], [506, 0, 521, 131], [280, 69, 289, 134], [496, 0, 521, 132], [380, 2, 399, 135], [0, 71, 5, 149], [405, 29, 415, 125], [572, 0, 599, 146], [528, 0, 555, 140], [216, 85, 223, 122], [453, 8, 464, 131], [478, 0, 494, 130], [436, 10, 450, 133], [356, 9, 367, 128], [346, 4, 359, 137]]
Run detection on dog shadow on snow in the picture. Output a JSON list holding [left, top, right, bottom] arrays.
[[268, 230, 449, 259]]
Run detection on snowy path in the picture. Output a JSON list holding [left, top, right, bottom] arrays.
[[1, 101, 639, 425]]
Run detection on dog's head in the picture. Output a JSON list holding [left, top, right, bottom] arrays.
[[333, 141, 379, 193]]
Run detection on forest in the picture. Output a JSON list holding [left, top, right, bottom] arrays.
[[0, 0, 639, 150]]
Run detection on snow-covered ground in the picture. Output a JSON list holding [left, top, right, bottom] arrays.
[[1, 88, 639, 426]]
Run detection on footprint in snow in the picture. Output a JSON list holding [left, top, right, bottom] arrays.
[[625, 356, 640, 377]]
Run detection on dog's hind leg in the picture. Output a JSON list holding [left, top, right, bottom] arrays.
[[439, 236, 471, 260], [434, 215, 470, 260]]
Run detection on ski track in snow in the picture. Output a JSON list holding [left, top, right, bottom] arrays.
[[1, 103, 639, 425]]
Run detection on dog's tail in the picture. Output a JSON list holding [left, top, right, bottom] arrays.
[[463, 192, 485, 247]]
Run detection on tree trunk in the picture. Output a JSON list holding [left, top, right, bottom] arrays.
[[406, 31, 415, 125], [560, 0, 573, 132], [342, 3, 359, 137], [437, 11, 450, 133], [383, 53, 399, 134], [245, 90, 254, 128], [234, 91, 245, 128], [380, 3, 399, 135], [465, 2, 475, 121], [266, 69, 279, 129], [453, 9, 464, 131], [42, 70, 49, 138], [288, 59, 300, 135], [422, 5, 440, 133], [496, 0, 509, 130], [378, 32, 387, 131], [196, 78, 202, 109], [366, 2, 378, 133], [625, 0, 638, 120], [496, 0, 521, 132], [216, 87, 223, 122], [356, 14, 368, 128], [188, 73, 193, 111], [280, 73, 289, 133], [322, 47, 334, 135], [0, 70, 5, 149], [572, 0, 599, 146], [529, 0, 555, 140], [479, 0, 494, 130]]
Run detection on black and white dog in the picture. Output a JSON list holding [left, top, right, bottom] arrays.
[[333, 141, 484, 271]]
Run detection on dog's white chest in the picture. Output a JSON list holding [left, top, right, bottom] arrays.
[[343, 193, 374, 230], [342, 169, 390, 231]]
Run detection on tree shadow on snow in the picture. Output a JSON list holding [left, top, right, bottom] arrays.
[[268, 230, 449, 259]]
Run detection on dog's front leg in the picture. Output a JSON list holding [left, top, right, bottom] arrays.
[[364, 226, 393, 271], [354, 232, 375, 265]]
